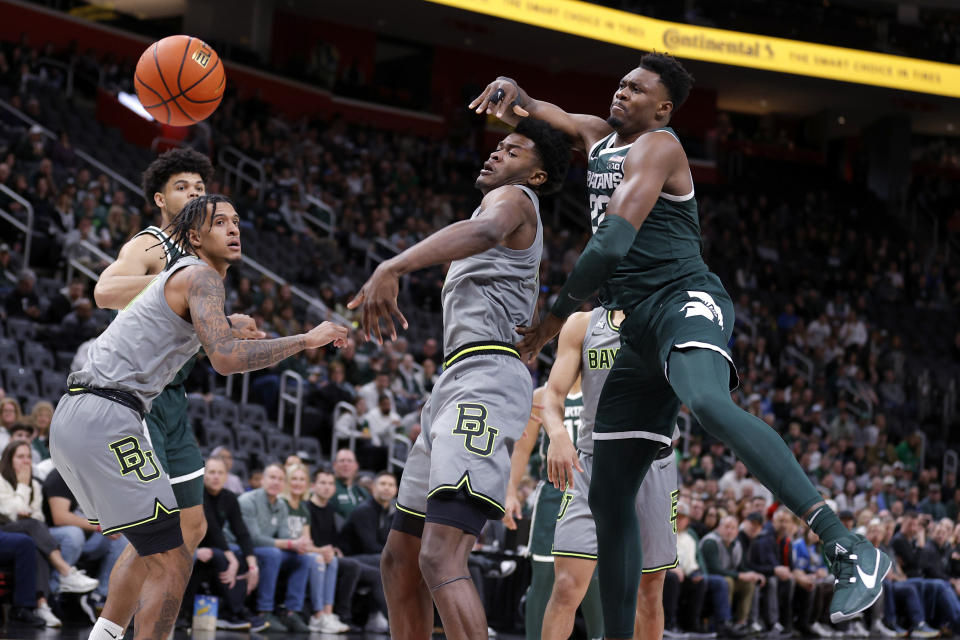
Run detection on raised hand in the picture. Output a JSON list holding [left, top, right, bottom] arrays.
[[468, 77, 529, 120], [347, 265, 409, 344], [305, 321, 349, 349]]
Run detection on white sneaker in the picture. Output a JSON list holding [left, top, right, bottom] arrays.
[[811, 621, 837, 637], [848, 620, 870, 637], [59, 567, 99, 594], [311, 613, 350, 633], [365, 610, 389, 634], [872, 620, 900, 637], [36, 602, 62, 628]]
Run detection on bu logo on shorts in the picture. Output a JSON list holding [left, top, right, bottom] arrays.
[[452, 403, 499, 457], [108, 436, 162, 482], [680, 290, 724, 330]]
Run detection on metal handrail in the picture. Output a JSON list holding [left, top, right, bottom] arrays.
[[388, 433, 411, 473], [782, 345, 814, 384], [64, 239, 116, 283], [0, 98, 143, 204], [0, 184, 34, 267], [36, 56, 75, 98], [217, 146, 265, 203], [331, 401, 360, 458], [278, 370, 304, 443], [304, 194, 337, 235]]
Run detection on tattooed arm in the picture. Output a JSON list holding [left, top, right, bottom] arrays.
[[181, 265, 348, 375]]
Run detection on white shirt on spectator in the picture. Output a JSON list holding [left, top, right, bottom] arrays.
[[677, 529, 700, 575], [363, 407, 401, 446], [358, 381, 395, 414]]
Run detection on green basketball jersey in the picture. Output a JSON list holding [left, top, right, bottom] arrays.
[[536, 393, 584, 482], [133, 225, 195, 386], [586, 128, 708, 311]]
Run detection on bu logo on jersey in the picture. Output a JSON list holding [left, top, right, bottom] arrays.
[[452, 403, 499, 457], [680, 291, 724, 330], [108, 436, 162, 482]]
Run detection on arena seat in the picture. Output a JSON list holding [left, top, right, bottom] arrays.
[[22, 341, 55, 370], [210, 396, 240, 426], [0, 338, 21, 365], [2, 365, 40, 399], [5, 318, 36, 342]]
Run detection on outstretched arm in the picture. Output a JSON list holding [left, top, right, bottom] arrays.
[[542, 312, 589, 490], [348, 185, 533, 343], [183, 265, 347, 375], [94, 233, 166, 309], [469, 76, 611, 154], [516, 133, 682, 362], [504, 386, 547, 530]]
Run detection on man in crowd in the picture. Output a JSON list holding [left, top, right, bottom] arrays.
[[749, 508, 797, 634], [333, 449, 369, 518], [700, 515, 765, 632], [238, 463, 312, 632]]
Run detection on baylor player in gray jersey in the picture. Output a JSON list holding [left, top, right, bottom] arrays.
[[348, 119, 570, 640], [504, 385, 603, 640], [541, 306, 678, 640], [52, 195, 348, 640]]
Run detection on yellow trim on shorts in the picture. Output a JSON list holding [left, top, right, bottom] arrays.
[[443, 344, 520, 368], [427, 473, 504, 514], [396, 502, 426, 519], [551, 550, 598, 560], [641, 557, 679, 573], [100, 500, 180, 535]]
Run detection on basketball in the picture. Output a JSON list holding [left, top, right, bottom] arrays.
[[134, 35, 225, 127]]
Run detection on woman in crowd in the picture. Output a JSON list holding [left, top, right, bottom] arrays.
[[29, 401, 54, 462], [282, 462, 349, 633], [0, 441, 98, 626]]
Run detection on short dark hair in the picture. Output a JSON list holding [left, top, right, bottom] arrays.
[[312, 466, 334, 481], [514, 118, 571, 196], [375, 470, 396, 482], [142, 148, 213, 205], [639, 52, 694, 111]]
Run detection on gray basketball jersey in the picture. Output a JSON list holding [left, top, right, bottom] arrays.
[[68, 256, 204, 410], [578, 307, 622, 455], [441, 185, 542, 355]]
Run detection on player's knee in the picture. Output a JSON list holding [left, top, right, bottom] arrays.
[[417, 544, 463, 585], [381, 539, 410, 578], [551, 569, 584, 606], [638, 571, 666, 608], [180, 508, 207, 551]]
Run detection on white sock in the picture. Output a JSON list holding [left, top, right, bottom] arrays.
[[89, 617, 124, 640]]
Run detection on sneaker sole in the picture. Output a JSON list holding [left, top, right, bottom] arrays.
[[829, 561, 891, 623]]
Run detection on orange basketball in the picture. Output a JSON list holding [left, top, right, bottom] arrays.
[[134, 35, 225, 127]]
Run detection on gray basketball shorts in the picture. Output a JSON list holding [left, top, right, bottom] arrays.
[[553, 451, 679, 572], [397, 352, 533, 521], [49, 393, 179, 537]]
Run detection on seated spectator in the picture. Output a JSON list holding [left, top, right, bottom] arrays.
[[748, 508, 796, 634], [282, 462, 349, 633], [210, 446, 245, 495], [890, 511, 960, 630], [28, 401, 53, 462], [45, 278, 85, 325], [0, 441, 98, 627], [364, 394, 402, 447], [874, 517, 941, 637], [918, 484, 948, 520], [791, 526, 838, 637], [0, 396, 23, 451], [3, 268, 41, 320], [190, 456, 262, 631], [332, 449, 370, 518], [42, 467, 125, 612], [0, 531, 46, 628], [337, 470, 395, 634], [57, 297, 102, 352], [358, 371, 395, 415], [664, 500, 709, 634], [237, 463, 312, 632], [308, 467, 388, 633], [700, 515, 765, 631]]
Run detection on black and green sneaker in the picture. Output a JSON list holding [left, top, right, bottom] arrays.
[[828, 534, 891, 623]]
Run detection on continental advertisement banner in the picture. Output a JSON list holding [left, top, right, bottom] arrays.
[[424, 0, 960, 99]]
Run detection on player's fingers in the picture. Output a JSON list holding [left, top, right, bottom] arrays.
[[503, 512, 516, 530], [472, 86, 494, 113], [574, 457, 585, 473], [391, 303, 409, 331], [469, 85, 492, 110], [513, 103, 530, 117], [346, 290, 364, 309]]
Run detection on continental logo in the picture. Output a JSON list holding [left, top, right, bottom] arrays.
[[663, 29, 774, 59], [192, 46, 213, 68]]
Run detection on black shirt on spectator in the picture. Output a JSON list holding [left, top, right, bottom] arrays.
[[41, 468, 77, 528], [891, 533, 922, 578], [202, 487, 255, 559], [307, 499, 343, 548], [339, 496, 392, 556]]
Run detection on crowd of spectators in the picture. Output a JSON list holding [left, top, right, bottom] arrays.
[[1, 29, 960, 636]]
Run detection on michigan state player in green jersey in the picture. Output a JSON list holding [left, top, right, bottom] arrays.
[[505, 385, 602, 640], [92, 150, 265, 635], [472, 53, 890, 639]]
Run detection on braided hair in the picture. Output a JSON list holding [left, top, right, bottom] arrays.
[[159, 194, 235, 266]]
